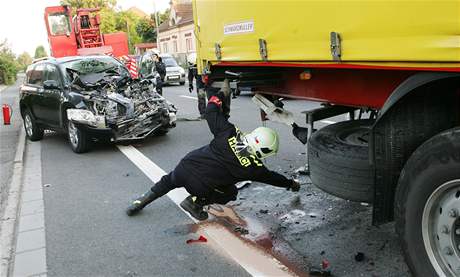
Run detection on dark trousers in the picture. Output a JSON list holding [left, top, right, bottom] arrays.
[[150, 166, 238, 205], [156, 77, 163, 95], [197, 89, 206, 116]]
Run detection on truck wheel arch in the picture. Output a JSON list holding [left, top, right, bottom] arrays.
[[370, 72, 460, 225]]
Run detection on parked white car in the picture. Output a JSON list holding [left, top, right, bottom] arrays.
[[160, 54, 185, 85]]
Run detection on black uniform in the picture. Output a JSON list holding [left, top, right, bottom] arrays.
[[148, 95, 293, 204], [154, 60, 166, 95]]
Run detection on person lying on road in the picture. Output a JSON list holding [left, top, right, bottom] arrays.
[[126, 90, 300, 220]]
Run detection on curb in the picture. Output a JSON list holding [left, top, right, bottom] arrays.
[[0, 128, 26, 277]]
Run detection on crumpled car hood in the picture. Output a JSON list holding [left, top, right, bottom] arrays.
[[67, 68, 177, 141]]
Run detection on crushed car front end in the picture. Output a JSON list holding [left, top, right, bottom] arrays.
[[62, 56, 177, 142]]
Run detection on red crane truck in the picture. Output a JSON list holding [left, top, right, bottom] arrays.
[[193, 1, 460, 276], [44, 5, 129, 58]]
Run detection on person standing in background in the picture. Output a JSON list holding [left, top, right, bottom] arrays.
[[153, 54, 166, 95], [187, 54, 206, 118]]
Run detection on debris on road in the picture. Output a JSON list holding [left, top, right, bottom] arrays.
[[294, 166, 309, 175], [236, 181, 252, 190], [321, 259, 330, 270], [307, 212, 319, 218], [186, 235, 207, 244], [234, 226, 249, 235], [259, 209, 269, 214], [309, 268, 332, 276], [355, 252, 365, 262], [44, 184, 51, 187], [290, 195, 301, 207]]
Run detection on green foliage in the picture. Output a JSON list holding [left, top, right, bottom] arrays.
[[136, 18, 156, 42], [0, 40, 18, 85], [34, 46, 48, 59], [157, 8, 170, 25], [16, 52, 33, 71], [113, 10, 141, 52], [60, 0, 116, 10]]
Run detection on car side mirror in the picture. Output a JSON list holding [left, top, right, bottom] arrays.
[[43, 80, 60, 89]]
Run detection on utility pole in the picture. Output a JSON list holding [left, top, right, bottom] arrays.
[[153, 0, 161, 53], [126, 21, 131, 53]]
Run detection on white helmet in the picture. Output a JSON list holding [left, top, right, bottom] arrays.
[[243, 127, 279, 159]]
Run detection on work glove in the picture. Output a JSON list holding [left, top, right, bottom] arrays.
[[189, 84, 193, 93], [287, 179, 301, 192]]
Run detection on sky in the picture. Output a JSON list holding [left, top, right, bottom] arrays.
[[0, 0, 170, 56]]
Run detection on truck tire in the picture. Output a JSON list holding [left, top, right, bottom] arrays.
[[308, 119, 374, 203], [67, 121, 90, 153], [23, 110, 44, 141], [395, 127, 460, 277]]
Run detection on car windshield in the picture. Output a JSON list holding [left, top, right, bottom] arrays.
[[162, 57, 178, 67], [62, 57, 128, 76]]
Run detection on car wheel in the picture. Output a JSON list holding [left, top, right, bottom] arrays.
[[395, 127, 460, 277], [23, 110, 44, 141], [67, 121, 90, 153], [179, 81, 185, 85], [308, 119, 374, 203]]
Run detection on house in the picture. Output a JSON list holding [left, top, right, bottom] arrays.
[[134, 42, 157, 56], [157, 0, 195, 66]]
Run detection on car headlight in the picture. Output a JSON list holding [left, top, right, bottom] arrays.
[[169, 112, 177, 124], [67, 109, 106, 128]]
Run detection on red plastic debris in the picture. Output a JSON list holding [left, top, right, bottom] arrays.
[[321, 259, 330, 270], [186, 235, 207, 244]]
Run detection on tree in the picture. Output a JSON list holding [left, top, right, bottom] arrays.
[[16, 52, 33, 71], [34, 46, 48, 59], [60, 0, 116, 10], [113, 10, 142, 53], [157, 9, 170, 26], [0, 40, 18, 85], [136, 18, 156, 42]]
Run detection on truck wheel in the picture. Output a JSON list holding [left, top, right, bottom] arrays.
[[395, 127, 460, 277], [67, 121, 90, 153], [308, 119, 374, 203], [23, 110, 44, 141]]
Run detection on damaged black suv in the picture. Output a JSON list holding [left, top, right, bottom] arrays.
[[20, 55, 177, 153]]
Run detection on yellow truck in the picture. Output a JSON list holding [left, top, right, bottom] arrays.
[[192, 1, 460, 276]]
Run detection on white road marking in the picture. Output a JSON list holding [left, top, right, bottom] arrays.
[[117, 145, 295, 277], [320, 120, 336, 125], [180, 95, 198, 100]]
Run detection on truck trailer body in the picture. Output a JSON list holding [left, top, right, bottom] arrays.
[[192, 1, 460, 276]]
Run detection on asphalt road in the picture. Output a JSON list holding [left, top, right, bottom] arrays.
[[22, 84, 410, 276]]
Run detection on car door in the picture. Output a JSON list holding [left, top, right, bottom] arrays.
[[42, 64, 63, 126], [23, 64, 47, 122]]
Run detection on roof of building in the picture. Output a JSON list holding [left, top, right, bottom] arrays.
[[158, 2, 193, 32], [127, 7, 149, 18], [134, 42, 157, 49]]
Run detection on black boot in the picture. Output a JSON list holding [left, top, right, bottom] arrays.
[[126, 190, 159, 216], [179, 196, 209, 221]]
